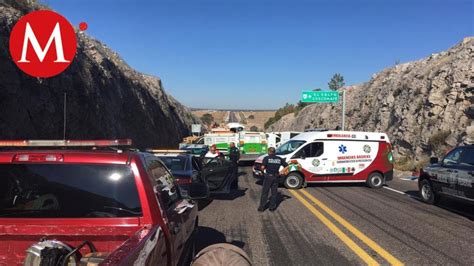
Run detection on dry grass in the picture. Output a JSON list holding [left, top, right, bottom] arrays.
[[241, 111, 276, 131], [192, 110, 228, 125]]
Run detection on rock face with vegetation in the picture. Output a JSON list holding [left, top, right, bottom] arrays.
[[269, 38, 473, 169], [0, 0, 197, 148]]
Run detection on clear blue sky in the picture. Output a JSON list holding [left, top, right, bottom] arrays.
[[45, 0, 473, 109]]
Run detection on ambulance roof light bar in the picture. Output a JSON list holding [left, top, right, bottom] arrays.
[[0, 139, 132, 147]]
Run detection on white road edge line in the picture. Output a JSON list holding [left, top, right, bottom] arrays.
[[383, 186, 406, 195]]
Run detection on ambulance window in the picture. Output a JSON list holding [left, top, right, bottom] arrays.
[[310, 142, 324, 157], [276, 140, 306, 155], [292, 142, 323, 158]]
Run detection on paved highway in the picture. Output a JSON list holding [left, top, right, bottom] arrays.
[[196, 167, 474, 265], [228, 111, 239, 123]]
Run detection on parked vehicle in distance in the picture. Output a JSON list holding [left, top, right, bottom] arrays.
[[266, 131, 302, 148], [0, 139, 208, 265], [254, 131, 394, 189], [204, 131, 238, 152], [238, 131, 268, 160], [418, 145, 474, 204], [204, 131, 267, 161], [151, 150, 237, 195]]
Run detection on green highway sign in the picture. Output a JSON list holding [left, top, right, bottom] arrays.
[[301, 91, 339, 103]]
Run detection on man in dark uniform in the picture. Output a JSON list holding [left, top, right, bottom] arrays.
[[259, 147, 288, 212], [228, 142, 240, 189]]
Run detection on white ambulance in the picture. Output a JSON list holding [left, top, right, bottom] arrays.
[[253, 131, 394, 189]]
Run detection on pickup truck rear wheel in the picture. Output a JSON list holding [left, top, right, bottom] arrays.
[[284, 173, 303, 189], [367, 172, 384, 189], [419, 179, 438, 204]]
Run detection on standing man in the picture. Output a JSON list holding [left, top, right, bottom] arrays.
[[205, 144, 219, 158], [228, 142, 240, 189], [258, 147, 288, 212]]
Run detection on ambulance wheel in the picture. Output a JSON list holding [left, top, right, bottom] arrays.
[[367, 172, 384, 189], [284, 173, 303, 189]]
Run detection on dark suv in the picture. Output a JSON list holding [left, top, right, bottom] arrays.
[[151, 150, 237, 195], [419, 145, 474, 204]]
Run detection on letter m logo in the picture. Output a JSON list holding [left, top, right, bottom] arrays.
[[9, 10, 77, 78], [18, 22, 69, 63]]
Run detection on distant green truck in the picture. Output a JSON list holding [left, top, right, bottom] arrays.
[[204, 131, 268, 161]]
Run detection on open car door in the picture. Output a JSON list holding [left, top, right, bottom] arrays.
[[201, 157, 233, 193]]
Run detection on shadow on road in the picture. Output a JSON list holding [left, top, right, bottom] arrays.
[[273, 192, 292, 210], [197, 198, 213, 211], [198, 188, 248, 210], [195, 226, 246, 253], [404, 190, 474, 221], [306, 183, 367, 188], [212, 188, 248, 201], [253, 184, 293, 211], [238, 161, 255, 167]]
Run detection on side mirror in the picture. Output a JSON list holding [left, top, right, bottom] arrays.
[[188, 182, 209, 200], [429, 157, 439, 164]]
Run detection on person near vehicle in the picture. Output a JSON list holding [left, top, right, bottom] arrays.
[[258, 147, 288, 212], [205, 144, 219, 158], [228, 142, 240, 189]]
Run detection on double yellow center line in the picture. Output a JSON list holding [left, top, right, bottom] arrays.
[[289, 189, 403, 266]]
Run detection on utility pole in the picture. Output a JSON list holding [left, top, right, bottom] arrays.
[[341, 90, 346, 131], [63, 92, 67, 140]]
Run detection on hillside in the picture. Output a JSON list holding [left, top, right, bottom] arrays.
[[0, 0, 197, 148], [269, 37, 473, 168]]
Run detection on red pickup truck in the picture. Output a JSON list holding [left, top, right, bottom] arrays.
[[0, 139, 208, 265]]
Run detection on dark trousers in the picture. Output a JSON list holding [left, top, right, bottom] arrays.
[[229, 162, 238, 188], [259, 174, 278, 209]]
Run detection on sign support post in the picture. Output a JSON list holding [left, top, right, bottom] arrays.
[[341, 90, 346, 131]]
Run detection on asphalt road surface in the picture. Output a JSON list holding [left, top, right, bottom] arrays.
[[228, 111, 239, 123], [196, 167, 474, 265]]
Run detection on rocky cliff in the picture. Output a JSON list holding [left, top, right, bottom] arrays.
[[0, 0, 197, 148], [269, 37, 473, 167]]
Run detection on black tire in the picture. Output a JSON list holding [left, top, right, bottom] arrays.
[[179, 231, 197, 266], [188, 224, 198, 264], [367, 172, 384, 189], [419, 179, 438, 204], [284, 172, 303, 189]]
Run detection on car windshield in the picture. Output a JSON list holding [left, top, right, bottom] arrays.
[[157, 156, 187, 171], [0, 164, 141, 218], [276, 140, 306, 155]]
